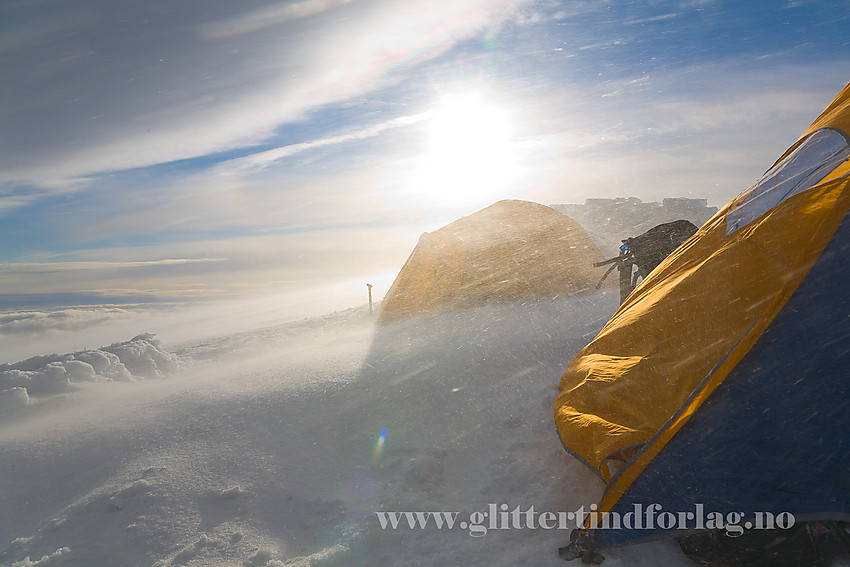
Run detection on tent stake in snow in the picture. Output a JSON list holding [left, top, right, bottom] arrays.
[[367, 283, 373, 316]]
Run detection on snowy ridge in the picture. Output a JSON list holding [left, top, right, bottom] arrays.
[[0, 292, 693, 566], [0, 334, 181, 414]]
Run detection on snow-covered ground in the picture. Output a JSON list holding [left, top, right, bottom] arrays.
[[0, 291, 695, 567]]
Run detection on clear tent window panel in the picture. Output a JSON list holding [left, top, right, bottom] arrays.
[[727, 127, 850, 234]]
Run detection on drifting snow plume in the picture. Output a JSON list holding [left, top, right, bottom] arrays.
[[0, 334, 180, 405]]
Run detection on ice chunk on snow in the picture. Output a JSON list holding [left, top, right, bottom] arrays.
[[8, 546, 70, 566], [215, 486, 244, 500]]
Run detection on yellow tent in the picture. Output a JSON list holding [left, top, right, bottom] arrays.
[[380, 199, 606, 320], [555, 82, 850, 555]]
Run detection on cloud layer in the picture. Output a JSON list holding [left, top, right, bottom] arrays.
[[1, 0, 529, 188]]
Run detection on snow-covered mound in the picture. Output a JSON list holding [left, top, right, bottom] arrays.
[[0, 334, 180, 414], [0, 292, 694, 566]]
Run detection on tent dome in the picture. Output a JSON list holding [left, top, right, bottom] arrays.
[[555, 81, 850, 559], [380, 200, 606, 320]]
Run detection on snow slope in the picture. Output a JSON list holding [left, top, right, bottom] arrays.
[[0, 291, 694, 566]]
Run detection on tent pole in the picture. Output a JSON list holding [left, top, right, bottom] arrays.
[[367, 283, 373, 316]]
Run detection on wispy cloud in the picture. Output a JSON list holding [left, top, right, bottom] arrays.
[[0, 194, 39, 215], [0, 259, 225, 273], [200, 0, 357, 39], [0, 0, 531, 190], [219, 112, 431, 175], [0, 258, 232, 298], [624, 13, 680, 25], [0, 227, 418, 304], [0, 308, 136, 336]]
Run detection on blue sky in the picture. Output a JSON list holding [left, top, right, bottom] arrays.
[[1, 0, 849, 357]]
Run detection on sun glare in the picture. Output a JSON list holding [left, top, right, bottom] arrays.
[[405, 92, 519, 211]]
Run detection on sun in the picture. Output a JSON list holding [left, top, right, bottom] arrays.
[[404, 92, 519, 212]]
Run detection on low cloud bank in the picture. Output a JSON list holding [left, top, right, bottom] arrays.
[[0, 307, 135, 336], [0, 333, 180, 413]]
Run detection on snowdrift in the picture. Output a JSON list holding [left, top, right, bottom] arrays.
[[0, 293, 693, 566], [0, 334, 180, 414]]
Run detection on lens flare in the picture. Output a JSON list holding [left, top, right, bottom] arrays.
[[371, 428, 388, 464]]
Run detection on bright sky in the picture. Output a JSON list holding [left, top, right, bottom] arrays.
[[1, 0, 849, 357]]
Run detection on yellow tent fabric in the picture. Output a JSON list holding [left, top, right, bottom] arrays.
[[555, 82, 850, 485], [380, 200, 606, 321]]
